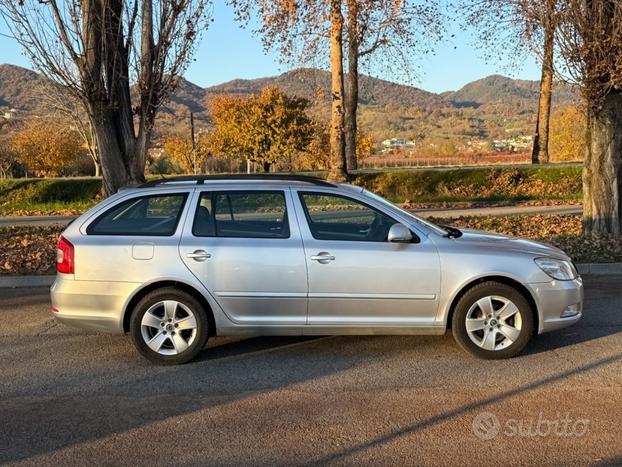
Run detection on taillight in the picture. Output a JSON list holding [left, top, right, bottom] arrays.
[[57, 236, 74, 274]]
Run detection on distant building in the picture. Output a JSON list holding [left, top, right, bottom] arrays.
[[381, 138, 416, 148], [148, 146, 165, 159], [2, 108, 17, 120], [492, 135, 532, 152]]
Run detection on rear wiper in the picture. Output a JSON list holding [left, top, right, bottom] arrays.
[[441, 225, 463, 238]]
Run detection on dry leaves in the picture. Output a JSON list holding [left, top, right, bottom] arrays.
[[435, 214, 622, 263], [0, 226, 60, 275], [1, 214, 621, 276]]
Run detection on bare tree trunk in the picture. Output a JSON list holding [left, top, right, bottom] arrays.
[[89, 104, 146, 195], [328, 0, 348, 182], [344, 0, 359, 172], [92, 157, 100, 177], [583, 92, 622, 236], [532, 1, 555, 164], [88, 124, 100, 177]]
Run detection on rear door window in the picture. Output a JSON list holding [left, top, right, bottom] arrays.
[[87, 193, 187, 236], [193, 191, 289, 238]]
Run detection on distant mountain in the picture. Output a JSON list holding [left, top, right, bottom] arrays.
[[0, 63, 580, 142], [0, 64, 50, 115], [443, 74, 577, 108], [206, 68, 444, 109]]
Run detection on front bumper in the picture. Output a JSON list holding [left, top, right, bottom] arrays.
[[50, 275, 139, 334], [529, 276, 584, 334]]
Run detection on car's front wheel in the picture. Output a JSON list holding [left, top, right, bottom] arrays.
[[452, 282, 534, 359], [129, 287, 209, 364]]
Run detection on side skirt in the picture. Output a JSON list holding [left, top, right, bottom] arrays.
[[216, 325, 446, 337]]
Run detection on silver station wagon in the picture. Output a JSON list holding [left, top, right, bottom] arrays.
[[51, 175, 583, 364]]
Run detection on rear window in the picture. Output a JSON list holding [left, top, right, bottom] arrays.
[[87, 193, 187, 236], [193, 191, 289, 238]]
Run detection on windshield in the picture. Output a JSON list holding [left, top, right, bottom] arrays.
[[362, 189, 449, 236]]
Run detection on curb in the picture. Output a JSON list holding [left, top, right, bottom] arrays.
[[576, 263, 622, 275], [0, 275, 55, 288], [1, 263, 622, 288]]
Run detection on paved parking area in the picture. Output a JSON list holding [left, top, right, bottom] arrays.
[[0, 275, 621, 466]]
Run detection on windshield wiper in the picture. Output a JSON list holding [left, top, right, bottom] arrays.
[[441, 225, 463, 238]]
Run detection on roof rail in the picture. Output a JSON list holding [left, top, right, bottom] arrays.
[[138, 174, 336, 188]]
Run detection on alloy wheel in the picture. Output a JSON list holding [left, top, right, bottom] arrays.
[[140, 300, 198, 356], [465, 295, 523, 351]]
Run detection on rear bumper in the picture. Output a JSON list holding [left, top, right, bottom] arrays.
[[529, 276, 584, 334], [50, 275, 139, 334]]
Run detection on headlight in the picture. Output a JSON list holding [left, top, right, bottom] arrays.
[[534, 257, 577, 281]]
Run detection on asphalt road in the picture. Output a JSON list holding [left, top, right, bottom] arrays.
[[0, 275, 621, 466], [0, 204, 582, 227]]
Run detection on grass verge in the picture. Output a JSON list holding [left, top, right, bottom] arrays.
[[0, 178, 103, 215], [0, 166, 582, 216]]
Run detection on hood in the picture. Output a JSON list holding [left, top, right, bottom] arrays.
[[454, 228, 570, 260]]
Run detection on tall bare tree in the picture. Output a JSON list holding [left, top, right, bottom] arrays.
[[462, 0, 556, 164], [555, 0, 622, 235], [531, 0, 556, 164], [0, 1, 211, 194], [343, 0, 443, 171], [328, 0, 348, 181], [232, 0, 348, 180], [232, 0, 443, 177], [344, 0, 360, 172]]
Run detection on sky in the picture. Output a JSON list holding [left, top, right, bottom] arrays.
[[0, 2, 542, 94]]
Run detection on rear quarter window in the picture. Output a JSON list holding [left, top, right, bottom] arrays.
[[87, 193, 188, 236]]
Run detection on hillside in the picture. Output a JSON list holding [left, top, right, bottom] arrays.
[[206, 68, 444, 109], [0, 64, 50, 115], [443, 74, 578, 108], [0, 63, 579, 143]]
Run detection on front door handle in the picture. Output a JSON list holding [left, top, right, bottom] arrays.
[[186, 250, 211, 261], [310, 252, 335, 264]]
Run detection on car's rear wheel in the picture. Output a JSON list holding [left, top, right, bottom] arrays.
[[452, 282, 534, 359], [129, 287, 209, 364]]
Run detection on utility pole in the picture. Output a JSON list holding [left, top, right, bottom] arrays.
[[190, 112, 197, 175]]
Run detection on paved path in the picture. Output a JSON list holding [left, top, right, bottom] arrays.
[[414, 204, 582, 219], [0, 275, 620, 465], [0, 215, 77, 227], [0, 204, 582, 227]]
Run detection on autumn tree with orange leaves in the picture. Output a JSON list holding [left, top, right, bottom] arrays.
[[163, 133, 211, 174], [298, 120, 373, 171], [11, 119, 85, 176], [548, 106, 585, 163], [208, 87, 314, 172]]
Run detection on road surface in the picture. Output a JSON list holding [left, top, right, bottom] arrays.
[[0, 275, 620, 465]]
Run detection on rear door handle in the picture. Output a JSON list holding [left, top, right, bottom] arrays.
[[186, 250, 211, 261], [310, 252, 335, 263]]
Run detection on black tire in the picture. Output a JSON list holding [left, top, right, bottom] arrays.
[[452, 281, 534, 359], [129, 287, 209, 365]]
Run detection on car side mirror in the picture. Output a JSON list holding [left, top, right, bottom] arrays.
[[387, 223, 413, 243]]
